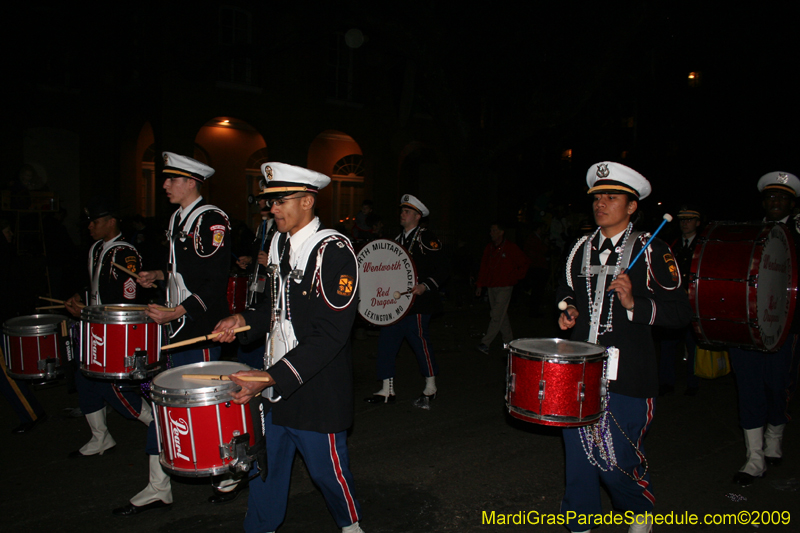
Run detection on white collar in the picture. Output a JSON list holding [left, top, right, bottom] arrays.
[[179, 196, 203, 222], [598, 228, 626, 247], [288, 217, 321, 263]]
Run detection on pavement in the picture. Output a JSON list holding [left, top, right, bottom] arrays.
[[2, 296, 798, 532]]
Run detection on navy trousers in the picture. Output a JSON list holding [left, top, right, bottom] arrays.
[[244, 411, 361, 532], [729, 335, 797, 429], [561, 393, 656, 531], [376, 314, 438, 380]]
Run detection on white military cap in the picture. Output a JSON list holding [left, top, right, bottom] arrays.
[[757, 171, 800, 197], [586, 161, 651, 200], [259, 162, 330, 197], [162, 152, 215, 182], [400, 194, 429, 217]]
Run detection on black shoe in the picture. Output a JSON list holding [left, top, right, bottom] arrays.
[[766, 456, 783, 466], [412, 392, 437, 410], [208, 482, 247, 504], [658, 385, 674, 397], [11, 413, 48, 434], [364, 394, 396, 404], [733, 471, 763, 487], [112, 500, 171, 516], [684, 386, 699, 396]]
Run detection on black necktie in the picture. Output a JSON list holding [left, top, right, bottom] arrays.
[[280, 234, 291, 277], [599, 238, 615, 253]]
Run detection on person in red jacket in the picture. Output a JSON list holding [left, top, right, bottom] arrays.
[[475, 222, 530, 354]]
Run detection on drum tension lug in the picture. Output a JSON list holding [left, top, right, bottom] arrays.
[[219, 432, 255, 474], [538, 379, 546, 401], [127, 350, 151, 380], [37, 358, 60, 380]]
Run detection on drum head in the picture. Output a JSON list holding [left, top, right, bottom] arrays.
[[3, 314, 64, 336], [507, 338, 606, 361], [356, 239, 418, 326], [81, 304, 152, 324]]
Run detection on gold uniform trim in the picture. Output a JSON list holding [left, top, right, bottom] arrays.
[[587, 184, 639, 197], [163, 169, 195, 179], [763, 184, 797, 196]]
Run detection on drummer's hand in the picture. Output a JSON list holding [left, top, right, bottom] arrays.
[[146, 303, 186, 324], [230, 370, 275, 404], [257, 250, 269, 267], [137, 270, 163, 288], [212, 314, 245, 343], [411, 283, 427, 296], [608, 272, 634, 310], [64, 294, 83, 318], [236, 256, 252, 270], [558, 306, 578, 330]]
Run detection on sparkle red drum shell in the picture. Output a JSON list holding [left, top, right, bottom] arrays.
[[80, 304, 161, 379], [151, 361, 256, 477], [506, 338, 607, 427], [227, 274, 248, 314], [689, 222, 797, 352], [356, 239, 418, 326], [2, 315, 65, 380]]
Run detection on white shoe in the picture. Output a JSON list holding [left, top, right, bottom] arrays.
[[342, 522, 365, 533], [130, 454, 173, 506], [628, 513, 653, 533], [764, 423, 785, 463], [75, 409, 116, 456]]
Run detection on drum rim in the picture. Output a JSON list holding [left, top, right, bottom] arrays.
[[508, 404, 603, 427], [356, 238, 419, 326], [3, 314, 64, 336], [81, 304, 154, 324], [505, 337, 606, 358], [151, 361, 251, 406]]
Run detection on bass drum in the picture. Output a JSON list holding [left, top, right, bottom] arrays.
[[689, 222, 797, 352]]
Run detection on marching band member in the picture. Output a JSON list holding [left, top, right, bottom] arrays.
[[365, 194, 447, 409], [64, 199, 148, 458], [113, 152, 230, 516], [557, 162, 691, 533], [213, 162, 364, 533], [729, 171, 800, 486]]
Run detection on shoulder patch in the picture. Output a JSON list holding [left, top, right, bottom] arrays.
[[663, 253, 678, 283], [337, 274, 354, 297], [125, 256, 138, 274], [212, 225, 225, 247], [429, 240, 439, 249]]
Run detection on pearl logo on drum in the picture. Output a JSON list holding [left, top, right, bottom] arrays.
[[168, 411, 191, 462]]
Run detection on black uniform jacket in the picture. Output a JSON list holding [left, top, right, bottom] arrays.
[[239, 227, 358, 434], [88, 235, 142, 304], [557, 232, 692, 398], [165, 199, 231, 343], [397, 226, 448, 316]]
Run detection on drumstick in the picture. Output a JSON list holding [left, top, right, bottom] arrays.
[[393, 289, 413, 299], [36, 305, 65, 310], [608, 213, 673, 297], [112, 262, 141, 280], [557, 300, 573, 321], [181, 374, 273, 382], [41, 296, 85, 309], [161, 326, 251, 351]]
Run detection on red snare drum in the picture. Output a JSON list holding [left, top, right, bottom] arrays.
[[506, 338, 607, 427], [151, 361, 256, 477], [227, 274, 248, 314], [690, 222, 797, 352], [2, 315, 65, 380], [80, 304, 161, 379]]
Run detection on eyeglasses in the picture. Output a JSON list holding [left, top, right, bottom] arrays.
[[267, 195, 305, 208]]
